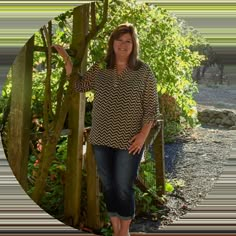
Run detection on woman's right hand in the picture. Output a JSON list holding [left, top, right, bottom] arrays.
[[52, 44, 68, 61], [52, 44, 73, 77]]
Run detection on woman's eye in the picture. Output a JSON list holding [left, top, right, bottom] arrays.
[[116, 39, 132, 44]]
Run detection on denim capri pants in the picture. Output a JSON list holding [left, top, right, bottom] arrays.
[[92, 144, 143, 220]]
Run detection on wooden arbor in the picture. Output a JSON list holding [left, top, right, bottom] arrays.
[[6, 2, 165, 231]]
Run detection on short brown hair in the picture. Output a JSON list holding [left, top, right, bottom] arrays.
[[105, 23, 139, 69]]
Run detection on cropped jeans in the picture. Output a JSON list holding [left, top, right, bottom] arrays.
[[92, 144, 143, 220]]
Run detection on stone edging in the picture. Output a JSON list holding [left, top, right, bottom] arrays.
[[198, 109, 236, 129]]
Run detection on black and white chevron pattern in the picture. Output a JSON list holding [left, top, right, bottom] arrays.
[[75, 61, 160, 150]]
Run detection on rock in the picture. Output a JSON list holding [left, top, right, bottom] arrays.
[[228, 113, 236, 122], [215, 118, 221, 125], [218, 112, 225, 119], [198, 108, 236, 128], [222, 117, 235, 126]]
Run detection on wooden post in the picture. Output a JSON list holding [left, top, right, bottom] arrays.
[[7, 36, 34, 191], [153, 119, 165, 197], [85, 129, 101, 230], [64, 4, 89, 226]]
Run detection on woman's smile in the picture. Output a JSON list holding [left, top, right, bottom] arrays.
[[113, 33, 133, 58]]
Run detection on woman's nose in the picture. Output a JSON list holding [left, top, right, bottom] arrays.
[[119, 41, 128, 46]]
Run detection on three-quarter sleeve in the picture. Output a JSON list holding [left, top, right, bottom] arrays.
[[74, 62, 99, 92], [142, 65, 160, 126]]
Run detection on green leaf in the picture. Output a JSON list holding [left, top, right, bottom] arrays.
[[165, 182, 174, 193]]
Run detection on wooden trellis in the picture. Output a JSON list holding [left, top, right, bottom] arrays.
[[6, 2, 165, 231]]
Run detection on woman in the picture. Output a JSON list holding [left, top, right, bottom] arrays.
[[53, 23, 160, 236]]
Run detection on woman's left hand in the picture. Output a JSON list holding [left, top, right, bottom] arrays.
[[128, 132, 146, 155]]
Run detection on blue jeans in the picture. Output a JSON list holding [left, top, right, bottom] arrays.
[[92, 145, 143, 220]]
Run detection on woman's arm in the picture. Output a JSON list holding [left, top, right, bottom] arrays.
[[128, 121, 154, 155], [52, 45, 73, 77], [128, 64, 160, 155], [52, 44, 98, 92]]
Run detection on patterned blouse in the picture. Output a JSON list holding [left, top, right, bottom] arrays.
[[74, 60, 160, 150]]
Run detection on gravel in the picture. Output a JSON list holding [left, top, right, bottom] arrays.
[[130, 84, 236, 233], [162, 126, 235, 226]]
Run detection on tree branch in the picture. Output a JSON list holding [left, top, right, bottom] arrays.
[[74, 0, 109, 68], [53, 91, 71, 142], [87, 0, 108, 42], [91, 2, 96, 32], [54, 68, 67, 120], [43, 23, 54, 120], [40, 27, 50, 137]]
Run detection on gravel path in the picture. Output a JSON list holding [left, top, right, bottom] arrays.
[[130, 84, 236, 233], [194, 84, 236, 112], [162, 127, 236, 226]]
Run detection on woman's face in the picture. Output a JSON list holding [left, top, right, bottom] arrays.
[[113, 33, 133, 60]]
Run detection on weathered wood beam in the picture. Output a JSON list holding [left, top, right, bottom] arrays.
[[153, 119, 165, 197], [7, 36, 34, 191], [85, 129, 101, 230], [64, 4, 89, 227], [33, 45, 76, 57]]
